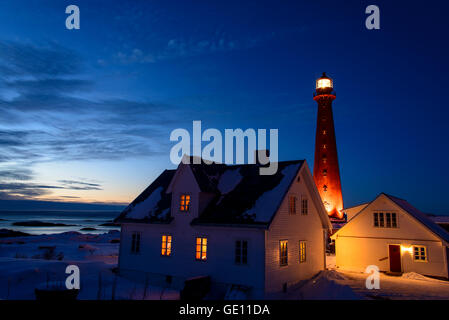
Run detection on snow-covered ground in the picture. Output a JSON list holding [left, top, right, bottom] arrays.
[[1, 233, 448, 300], [0, 231, 179, 300], [284, 254, 449, 300]]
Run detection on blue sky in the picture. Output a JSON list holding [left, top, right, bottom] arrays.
[[0, 0, 448, 213]]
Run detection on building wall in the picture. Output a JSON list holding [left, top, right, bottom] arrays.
[[343, 203, 368, 221], [119, 223, 266, 297], [265, 167, 326, 294], [118, 165, 266, 298], [334, 195, 449, 278]]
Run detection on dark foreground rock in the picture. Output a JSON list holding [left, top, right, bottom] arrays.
[[0, 228, 31, 238]]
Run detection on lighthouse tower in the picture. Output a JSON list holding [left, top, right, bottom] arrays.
[[313, 73, 344, 219]]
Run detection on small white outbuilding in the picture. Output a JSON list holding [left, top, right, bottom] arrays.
[[331, 193, 449, 278]]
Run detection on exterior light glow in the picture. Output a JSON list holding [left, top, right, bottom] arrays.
[[401, 245, 413, 254]]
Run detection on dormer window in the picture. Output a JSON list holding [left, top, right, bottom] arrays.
[[179, 194, 191, 212]]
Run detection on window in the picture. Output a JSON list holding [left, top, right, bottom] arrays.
[[196, 237, 207, 261], [322, 130, 327, 135], [322, 155, 327, 164], [392, 213, 397, 228], [235, 240, 248, 265], [374, 213, 398, 228], [322, 169, 327, 176], [280, 240, 288, 266], [379, 213, 384, 227], [323, 185, 328, 192], [131, 232, 141, 254], [288, 196, 297, 215], [180, 194, 191, 212], [301, 197, 308, 215], [386, 213, 391, 228], [161, 235, 172, 256], [323, 144, 327, 149], [413, 246, 427, 262], [299, 241, 306, 263]]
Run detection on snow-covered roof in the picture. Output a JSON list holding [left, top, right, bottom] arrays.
[[191, 160, 304, 226], [384, 193, 449, 244], [115, 170, 175, 224], [116, 158, 307, 227]]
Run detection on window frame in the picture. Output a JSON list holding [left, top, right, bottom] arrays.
[[235, 240, 248, 265], [373, 212, 399, 229], [301, 196, 308, 215], [179, 194, 191, 212], [279, 240, 288, 267], [288, 195, 297, 215], [161, 234, 172, 257], [299, 241, 307, 263], [131, 232, 141, 254], [195, 237, 208, 261], [413, 245, 427, 262]]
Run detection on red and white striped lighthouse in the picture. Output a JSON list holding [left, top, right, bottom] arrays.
[[313, 73, 344, 219]]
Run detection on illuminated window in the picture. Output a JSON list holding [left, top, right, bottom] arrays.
[[180, 194, 191, 212], [322, 144, 327, 149], [322, 130, 327, 135], [161, 235, 172, 256], [413, 246, 427, 262], [235, 240, 248, 265], [323, 185, 327, 192], [374, 213, 397, 228], [288, 196, 297, 215], [299, 241, 306, 263], [301, 197, 308, 215], [322, 169, 327, 176], [279, 240, 288, 266], [131, 232, 140, 254], [196, 237, 207, 261]]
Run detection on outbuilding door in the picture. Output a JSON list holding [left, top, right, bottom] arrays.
[[389, 245, 401, 273]]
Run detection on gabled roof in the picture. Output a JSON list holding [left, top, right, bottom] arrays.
[[115, 158, 332, 229], [114, 170, 175, 224], [384, 193, 449, 244], [331, 193, 449, 244]]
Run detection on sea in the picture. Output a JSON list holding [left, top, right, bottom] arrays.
[[0, 210, 121, 235]]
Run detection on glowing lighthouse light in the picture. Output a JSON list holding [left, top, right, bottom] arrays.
[[316, 78, 332, 90]]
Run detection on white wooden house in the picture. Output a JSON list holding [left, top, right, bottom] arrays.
[[115, 156, 331, 298], [331, 193, 449, 278]]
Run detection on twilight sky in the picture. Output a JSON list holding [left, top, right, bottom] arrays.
[[0, 0, 448, 213]]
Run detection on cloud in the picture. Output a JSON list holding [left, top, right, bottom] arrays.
[[58, 180, 102, 191], [0, 40, 186, 200], [0, 41, 82, 77]]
